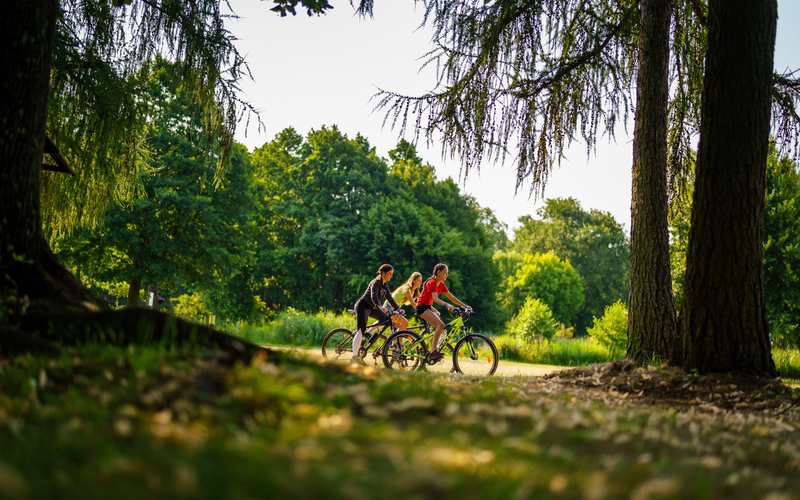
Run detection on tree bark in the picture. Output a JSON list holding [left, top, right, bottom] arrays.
[[672, 0, 778, 377], [127, 278, 142, 309], [0, 0, 102, 313], [627, 0, 676, 364]]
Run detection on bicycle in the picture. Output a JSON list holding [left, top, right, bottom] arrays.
[[382, 307, 499, 376], [320, 309, 404, 364]]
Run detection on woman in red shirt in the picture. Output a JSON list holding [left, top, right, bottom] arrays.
[[416, 263, 471, 360]]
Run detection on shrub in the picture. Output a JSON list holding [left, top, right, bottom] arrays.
[[587, 300, 628, 354], [508, 297, 558, 342], [503, 252, 585, 325], [172, 293, 210, 321]]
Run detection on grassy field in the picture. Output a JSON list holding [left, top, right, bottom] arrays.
[[233, 311, 800, 381], [1, 344, 799, 499]]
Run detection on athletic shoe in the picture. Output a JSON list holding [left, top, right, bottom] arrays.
[[427, 350, 444, 361], [350, 356, 363, 364]]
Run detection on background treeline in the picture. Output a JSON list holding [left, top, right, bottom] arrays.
[[53, 61, 633, 334], [53, 62, 800, 346]]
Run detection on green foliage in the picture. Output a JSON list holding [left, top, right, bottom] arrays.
[[0, 343, 799, 499], [44, 2, 251, 236], [237, 309, 354, 347], [772, 347, 800, 380], [494, 335, 621, 366], [509, 198, 630, 334], [508, 297, 557, 343], [502, 252, 584, 326], [172, 294, 211, 321], [586, 300, 629, 354], [55, 60, 259, 320], [249, 130, 505, 331], [764, 152, 800, 348]]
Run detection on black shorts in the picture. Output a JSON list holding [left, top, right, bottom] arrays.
[[416, 304, 434, 316]]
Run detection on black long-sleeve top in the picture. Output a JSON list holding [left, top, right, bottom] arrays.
[[357, 276, 400, 310]]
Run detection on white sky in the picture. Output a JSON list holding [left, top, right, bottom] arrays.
[[226, 1, 800, 236]]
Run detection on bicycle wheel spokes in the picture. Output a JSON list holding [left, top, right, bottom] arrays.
[[321, 328, 355, 361], [382, 331, 425, 371], [453, 334, 499, 376], [424, 342, 456, 374]]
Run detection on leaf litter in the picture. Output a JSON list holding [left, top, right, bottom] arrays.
[[1, 347, 800, 499]]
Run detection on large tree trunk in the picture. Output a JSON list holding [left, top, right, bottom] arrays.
[[672, 0, 777, 377], [0, 0, 101, 313], [627, 0, 676, 363]]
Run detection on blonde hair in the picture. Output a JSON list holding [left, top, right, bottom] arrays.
[[401, 272, 423, 299]]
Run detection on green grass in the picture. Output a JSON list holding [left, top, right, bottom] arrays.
[[232, 309, 354, 347], [1, 344, 799, 499], [494, 334, 623, 366], [773, 347, 800, 379]]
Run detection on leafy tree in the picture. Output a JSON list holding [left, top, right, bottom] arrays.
[[511, 198, 629, 334], [502, 252, 584, 327], [56, 61, 257, 319], [509, 298, 558, 343], [249, 126, 393, 311], [0, 0, 343, 318], [587, 301, 628, 355]]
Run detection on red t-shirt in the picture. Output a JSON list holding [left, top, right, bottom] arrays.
[[417, 279, 449, 306]]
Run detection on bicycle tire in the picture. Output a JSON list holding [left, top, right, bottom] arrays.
[[382, 330, 425, 371], [321, 328, 355, 361], [452, 333, 499, 376]]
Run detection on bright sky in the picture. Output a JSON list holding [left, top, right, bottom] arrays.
[[226, 1, 800, 236]]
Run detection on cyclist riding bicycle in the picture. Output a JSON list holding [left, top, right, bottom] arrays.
[[352, 264, 403, 363], [416, 263, 471, 361]]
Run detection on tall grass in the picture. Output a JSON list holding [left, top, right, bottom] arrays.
[[773, 347, 800, 380], [494, 334, 623, 366], [234, 309, 355, 347]]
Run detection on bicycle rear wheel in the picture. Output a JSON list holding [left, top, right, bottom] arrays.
[[382, 330, 425, 371], [321, 328, 355, 361], [453, 334, 499, 376]]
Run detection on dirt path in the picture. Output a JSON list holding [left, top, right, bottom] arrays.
[[269, 345, 569, 378]]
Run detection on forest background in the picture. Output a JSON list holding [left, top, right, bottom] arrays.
[[53, 57, 800, 350]]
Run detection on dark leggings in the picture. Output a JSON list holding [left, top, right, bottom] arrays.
[[355, 300, 390, 335]]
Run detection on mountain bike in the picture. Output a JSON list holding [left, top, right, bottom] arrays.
[[321, 309, 404, 364], [382, 307, 499, 376]]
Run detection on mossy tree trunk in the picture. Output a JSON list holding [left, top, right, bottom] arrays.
[[672, 0, 778, 377], [627, 0, 676, 364], [0, 0, 101, 312]]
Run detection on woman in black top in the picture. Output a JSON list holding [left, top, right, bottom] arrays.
[[352, 264, 401, 362]]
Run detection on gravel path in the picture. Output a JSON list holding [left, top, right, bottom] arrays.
[[270, 345, 570, 378]]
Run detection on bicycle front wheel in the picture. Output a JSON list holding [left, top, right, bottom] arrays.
[[321, 328, 355, 361], [453, 334, 498, 376], [382, 330, 425, 371]]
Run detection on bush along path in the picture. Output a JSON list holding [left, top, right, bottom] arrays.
[[1, 345, 800, 499]]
